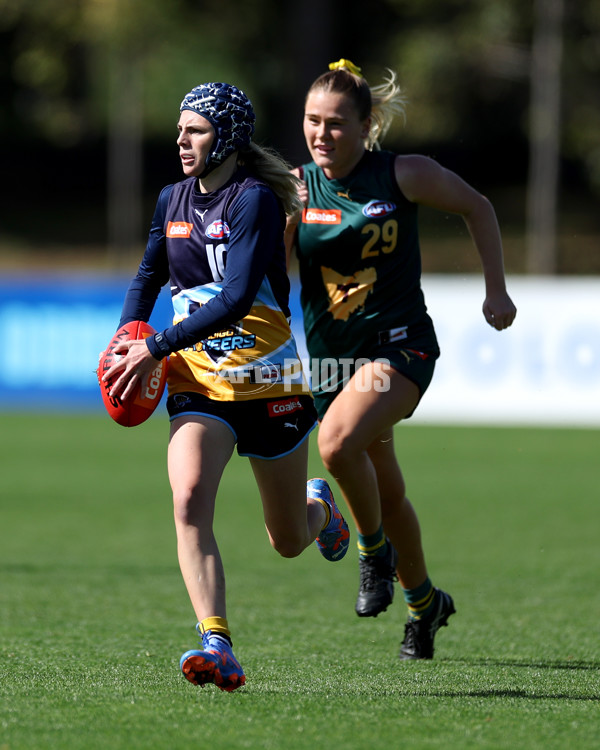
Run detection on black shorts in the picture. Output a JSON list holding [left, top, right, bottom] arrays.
[[311, 344, 439, 421], [167, 392, 317, 460]]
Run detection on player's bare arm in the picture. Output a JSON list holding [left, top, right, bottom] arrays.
[[395, 154, 517, 331]]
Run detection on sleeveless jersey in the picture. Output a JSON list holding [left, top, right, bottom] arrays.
[[296, 150, 439, 361]]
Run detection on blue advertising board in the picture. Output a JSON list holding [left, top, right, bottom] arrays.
[[2, 274, 599, 426], [0, 274, 307, 414], [0, 275, 173, 412]]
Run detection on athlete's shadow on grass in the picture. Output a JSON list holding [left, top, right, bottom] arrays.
[[426, 658, 600, 702], [424, 689, 599, 701], [452, 657, 600, 672]]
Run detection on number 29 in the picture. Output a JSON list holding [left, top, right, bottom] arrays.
[[361, 220, 398, 259]]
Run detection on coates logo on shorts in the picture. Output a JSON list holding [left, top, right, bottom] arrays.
[[362, 200, 396, 218], [206, 220, 230, 240], [302, 208, 342, 225], [268, 397, 304, 417], [167, 221, 194, 238]]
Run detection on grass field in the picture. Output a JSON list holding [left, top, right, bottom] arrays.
[[0, 414, 598, 750]]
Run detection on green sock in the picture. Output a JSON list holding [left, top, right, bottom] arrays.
[[357, 525, 387, 558], [403, 577, 435, 621]]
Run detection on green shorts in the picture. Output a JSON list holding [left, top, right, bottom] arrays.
[[310, 343, 439, 421]]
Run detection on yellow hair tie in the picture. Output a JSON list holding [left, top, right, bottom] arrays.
[[328, 59, 362, 77]]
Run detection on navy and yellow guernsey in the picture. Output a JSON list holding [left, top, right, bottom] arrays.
[[120, 167, 307, 401], [296, 150, 439, 363]]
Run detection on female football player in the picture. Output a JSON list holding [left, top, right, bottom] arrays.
[[102, 82, 349, 691], [285, 59, 516, 659]]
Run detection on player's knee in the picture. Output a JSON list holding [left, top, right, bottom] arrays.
[[317, 426, 356, 474], [172, 494, 193, 527], [269, 531, 305, 559], [172, 486, 202, 527]]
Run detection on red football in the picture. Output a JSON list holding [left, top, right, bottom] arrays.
[[97, 321, 168, 427]]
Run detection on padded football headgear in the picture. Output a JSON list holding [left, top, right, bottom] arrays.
[[180, 82, 256, 176]]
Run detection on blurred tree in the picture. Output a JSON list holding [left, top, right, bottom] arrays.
[[526, 0, 564, 274], [0, 0, 598, 272], [374, 0, 531, 173], [80, 0, 252, 262], [0, 0, 256, 261], [368, 0, 599, 271]]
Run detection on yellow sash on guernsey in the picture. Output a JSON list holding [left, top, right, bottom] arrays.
[[167, 303, 309, 401]]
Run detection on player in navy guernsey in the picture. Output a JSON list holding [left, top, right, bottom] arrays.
[[286, 60, 516, 661], [102, 82, 350, 692]]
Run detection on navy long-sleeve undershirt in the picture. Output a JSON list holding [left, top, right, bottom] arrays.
[[119, 177, 288, 360]]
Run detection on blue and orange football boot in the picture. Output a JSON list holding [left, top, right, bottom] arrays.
[[308, 478, 350, 562], [180, 627, 245, 692]]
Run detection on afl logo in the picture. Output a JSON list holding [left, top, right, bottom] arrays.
[[362, 200, 396, 218], [206, 220, 230, 239]]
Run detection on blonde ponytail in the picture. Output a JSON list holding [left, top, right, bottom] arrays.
[[239, 143, 304, 216], [368, 69, 407, 150]]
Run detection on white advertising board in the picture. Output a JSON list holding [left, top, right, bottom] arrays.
[[292, 275, 600, 428], [397, 276, 599, 427]]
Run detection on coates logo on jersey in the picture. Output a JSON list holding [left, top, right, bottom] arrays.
[[362, 200, 396, 218], [206, 220, 231, 240], [302, 208, 342, 225], [267, 397, 304, 417], [167, 221, 194, 238]]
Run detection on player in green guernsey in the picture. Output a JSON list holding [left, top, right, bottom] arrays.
[[298, 150, 438, 368], [286, 59, 517, 660]]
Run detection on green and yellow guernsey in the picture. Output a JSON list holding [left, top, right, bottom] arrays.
[[296, 150, 439, 362]]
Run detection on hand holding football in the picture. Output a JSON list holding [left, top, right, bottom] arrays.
[[97, 321, 168, 427]]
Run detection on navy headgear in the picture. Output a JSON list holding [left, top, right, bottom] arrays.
[[180, 82, 256, 177]]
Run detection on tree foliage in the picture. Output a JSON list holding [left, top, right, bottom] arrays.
[[1, 0, 599, 262], [2, 0, 598, 180]]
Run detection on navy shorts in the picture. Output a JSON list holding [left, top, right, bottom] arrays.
[[167, 392, 318, 460]]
